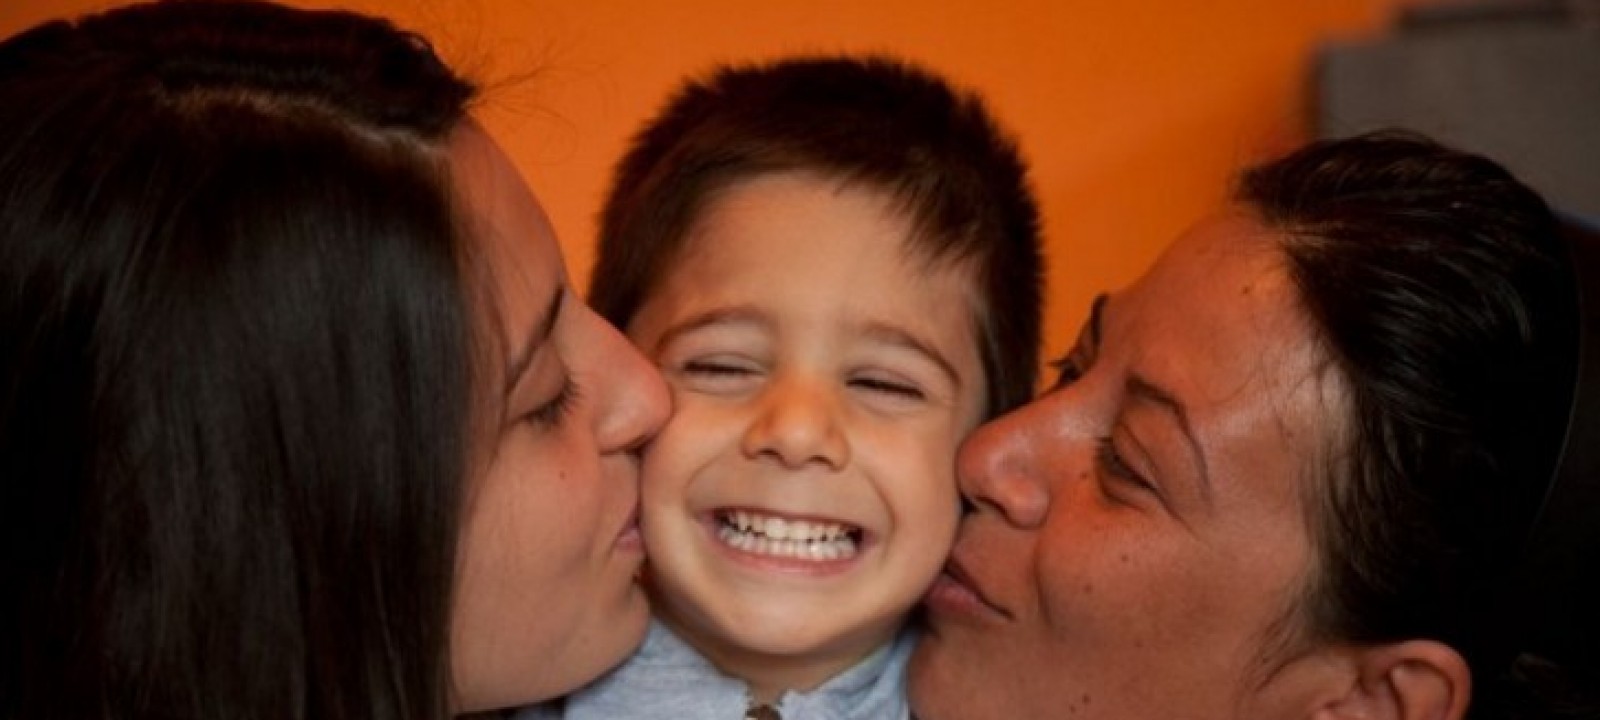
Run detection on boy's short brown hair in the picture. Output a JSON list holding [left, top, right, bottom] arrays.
[[589, 55, 1044, 417]]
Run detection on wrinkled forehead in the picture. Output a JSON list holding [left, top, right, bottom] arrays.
[[1117, 210, 1350, 484]]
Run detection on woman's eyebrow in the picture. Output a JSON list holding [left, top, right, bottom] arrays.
[[1125, 371, 1213, 504], [1087, 292, 1107, 347], [504, 288, 565, 395]]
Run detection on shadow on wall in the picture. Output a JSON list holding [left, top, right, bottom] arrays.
[[1317, 0, 1600, 222]]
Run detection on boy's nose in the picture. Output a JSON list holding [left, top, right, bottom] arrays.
[[740, 376, 850, 471]]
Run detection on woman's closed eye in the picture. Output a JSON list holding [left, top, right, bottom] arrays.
[[1094, 436, 1157, 497], [526, 376, 578, 429]]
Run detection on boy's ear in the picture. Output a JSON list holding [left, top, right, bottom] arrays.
[[1313, 640, 1471, 720]]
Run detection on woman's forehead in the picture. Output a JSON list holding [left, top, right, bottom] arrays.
[[1116, 213, 1296, 354], [1103, 211, 1347, 493]]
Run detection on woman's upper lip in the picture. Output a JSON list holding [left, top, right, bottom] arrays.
[[945, 554, 1013, 620]]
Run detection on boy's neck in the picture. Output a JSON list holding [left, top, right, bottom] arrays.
[[653, 606, 898, 705]]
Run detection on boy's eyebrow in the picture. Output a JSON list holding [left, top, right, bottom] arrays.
[[860, 321, 962, 387], [650, 307, 963, 385], [649, 306, 769, 354]]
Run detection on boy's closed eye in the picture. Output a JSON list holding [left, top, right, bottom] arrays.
[[848, 371, 927, 401], [682, 358, 758, 376], [676, 355, 765, 394]]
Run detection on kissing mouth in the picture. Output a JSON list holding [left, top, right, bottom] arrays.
[[615, 506, 643, 551], [942, 558, 1013, 620], [713, 508, 864, 562]]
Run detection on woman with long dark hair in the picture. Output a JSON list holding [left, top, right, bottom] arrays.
[[0, 2, 668, 717]]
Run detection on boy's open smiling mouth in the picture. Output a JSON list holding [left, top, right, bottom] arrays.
[[711, 508, 864, 562]]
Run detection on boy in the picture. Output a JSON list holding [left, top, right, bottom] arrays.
[[527, 55, 1042, 719]]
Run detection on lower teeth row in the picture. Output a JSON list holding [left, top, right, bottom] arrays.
[[716, 524, 859, 561]]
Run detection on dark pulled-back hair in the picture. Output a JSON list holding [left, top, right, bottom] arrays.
[[1239, 132, 1598, 718], [0, 2, 477, 718], [589, 55, 1044, 417]]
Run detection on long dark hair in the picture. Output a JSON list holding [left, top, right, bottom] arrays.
[[0, 2, 478, 718], [1240, 132, 1599, 718]]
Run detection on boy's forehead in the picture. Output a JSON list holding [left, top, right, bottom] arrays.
[[683, 171, 975, 272], [642, 175, 980, 328]]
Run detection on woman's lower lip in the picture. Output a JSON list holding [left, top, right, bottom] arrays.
[[923, 571, 1010, 622]]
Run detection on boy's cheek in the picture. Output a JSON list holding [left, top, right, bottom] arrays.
[[636, 403, 731, 497]]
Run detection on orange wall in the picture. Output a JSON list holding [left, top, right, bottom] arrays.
[[2, 0, 1406, 369]]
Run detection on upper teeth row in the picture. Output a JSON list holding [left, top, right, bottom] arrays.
[[722, 510, 855, 542]]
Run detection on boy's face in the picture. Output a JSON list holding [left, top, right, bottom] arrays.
[[626, 172, 986, 686]]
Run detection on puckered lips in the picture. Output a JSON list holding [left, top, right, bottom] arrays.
[[615, 505, 643, 554], [706, 507, 867, 574], [924, 554, 1012, 621]]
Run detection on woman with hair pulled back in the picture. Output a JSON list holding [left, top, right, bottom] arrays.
[[908, 132, 1600, 719], [0, 2, 668, 717]]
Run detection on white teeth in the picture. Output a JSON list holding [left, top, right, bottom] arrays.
[[764, 515, 845, 541], [715, 511, 860, 561]]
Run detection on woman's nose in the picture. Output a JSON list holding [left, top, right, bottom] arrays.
[[956, 399, 1055, 528], [586, 306, 670, 453], [739, 374, 850, 471]]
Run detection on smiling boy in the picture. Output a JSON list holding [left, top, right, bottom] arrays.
[[520, 55, 1042, 719]]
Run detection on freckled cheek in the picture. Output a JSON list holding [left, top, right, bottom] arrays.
[[1049, 546, 1274, 671], [1031, 523, 1183, 643]]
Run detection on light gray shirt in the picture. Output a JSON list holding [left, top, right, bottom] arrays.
[[513, 620, 915, 720]]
